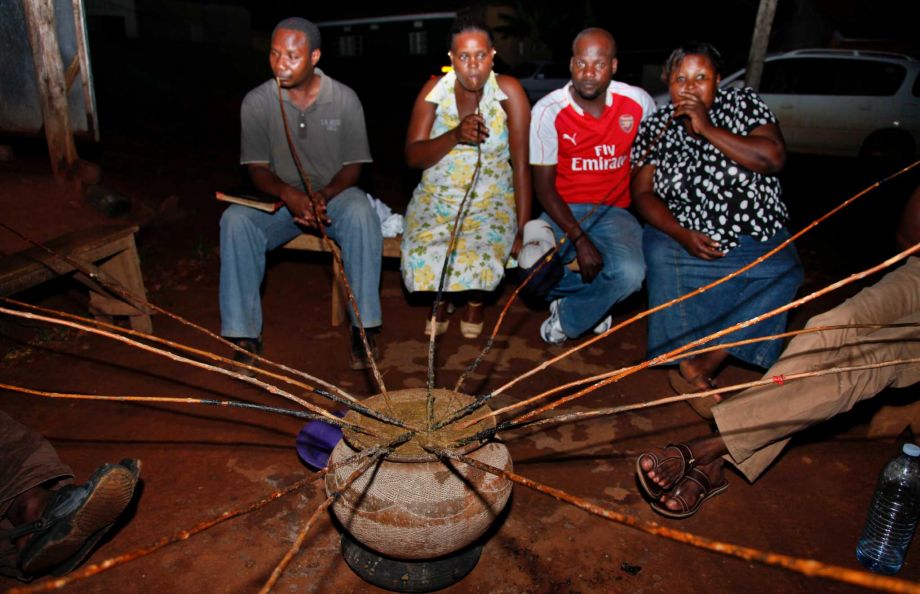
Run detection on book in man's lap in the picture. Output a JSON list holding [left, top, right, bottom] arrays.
[[216, 187, 283, 213]]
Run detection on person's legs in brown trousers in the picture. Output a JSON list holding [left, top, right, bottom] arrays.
[[715, 257, 920, 481], [0, 410, 141, 579], [639, 258, 920, 516], [0, 410, 73, 578]]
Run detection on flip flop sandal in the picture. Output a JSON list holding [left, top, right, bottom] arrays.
[[460, 320, 484, 339], [12, 459, 140, 577], [423, 319, 449, 337], [668, 369, 719, 420], [460, 302, 484, 339], [636, 443, 696, 499], [649, 466, 728, 519]]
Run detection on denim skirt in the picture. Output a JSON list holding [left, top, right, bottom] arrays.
[[644, 225, 803, 369]]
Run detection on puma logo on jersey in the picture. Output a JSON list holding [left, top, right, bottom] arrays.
[[562, 132, 577, 146]]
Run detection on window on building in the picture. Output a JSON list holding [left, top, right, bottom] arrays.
[[337, 34, 363, 57], [409, 31, 427, 56]]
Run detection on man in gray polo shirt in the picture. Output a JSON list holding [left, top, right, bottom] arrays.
[[220, 17, 383, 371]]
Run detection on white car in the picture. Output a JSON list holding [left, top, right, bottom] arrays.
[[655, 49, 920, 163], [507, 61, 570, 104]]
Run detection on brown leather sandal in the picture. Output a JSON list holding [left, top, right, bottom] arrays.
[[636, 443, 696, 499], [668, 369, 719, 419], [649, 463, 728, 519]]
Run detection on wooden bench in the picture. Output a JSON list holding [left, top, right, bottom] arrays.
[[282, 234, 401, 326], [0, 223, 152, 333]]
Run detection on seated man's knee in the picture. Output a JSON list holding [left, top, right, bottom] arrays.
[[600, 257, 645, 294], [220, 206, 254, 236], [807, 304, 858, 331], [333, 190, 380, 234], [783, 305, 860, 357], [624, 260, 646, 292]]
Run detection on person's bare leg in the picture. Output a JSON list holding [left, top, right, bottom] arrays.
[[679, 349, 730, 394], [638, 434, 729, 492], [423, 299, 451, 337], [460, 291, 484, 322], [434, 300, 449, 322], [460, 291, 485, 338]]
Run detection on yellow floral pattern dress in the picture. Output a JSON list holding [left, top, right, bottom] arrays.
[[401, 70, 517, 293]]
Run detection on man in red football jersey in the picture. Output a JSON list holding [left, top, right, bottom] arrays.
[[530, 28, 655, 344]]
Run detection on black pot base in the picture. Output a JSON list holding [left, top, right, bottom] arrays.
[[340, 532, 483, 593]]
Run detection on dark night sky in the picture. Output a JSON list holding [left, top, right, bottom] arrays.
[[166, 0, 915, 47], [84, 0, 918, 155], [232, 0, 919, 58]]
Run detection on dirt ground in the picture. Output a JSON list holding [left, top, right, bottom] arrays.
[[1, 143, 919, 594], [2, 37, 920, 592]]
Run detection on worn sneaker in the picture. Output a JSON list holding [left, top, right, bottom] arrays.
[[593, 315, 613, 335], [539, 300, 567, 345], [349, 327, 381, 371], [15, 459, 141, 577]]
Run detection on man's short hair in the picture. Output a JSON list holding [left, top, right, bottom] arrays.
[[572, 28, 617, 59], [273, 17, 321, 51]]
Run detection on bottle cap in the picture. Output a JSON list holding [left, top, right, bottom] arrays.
[[903, 443, 920, 457]]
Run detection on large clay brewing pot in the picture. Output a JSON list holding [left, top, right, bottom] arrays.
[[325, 388, 512, 560]]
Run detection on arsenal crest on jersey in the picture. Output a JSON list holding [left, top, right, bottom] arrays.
[[619, 114, 635, 134]]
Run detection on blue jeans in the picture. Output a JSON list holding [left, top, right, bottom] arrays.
[[219, 187, 382, 338], [540, 205, 645, 338], [644, 225, 803, 368]]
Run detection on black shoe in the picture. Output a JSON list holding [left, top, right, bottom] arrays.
[[349, 327, 380, 371], [11, 459, 141, 578], [227, 337, 262, 376]]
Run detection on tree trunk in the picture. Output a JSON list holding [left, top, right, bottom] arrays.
[[745, 0, 780, 91]]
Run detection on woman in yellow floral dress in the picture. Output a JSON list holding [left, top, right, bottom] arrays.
[[402, 17, 531, 338]]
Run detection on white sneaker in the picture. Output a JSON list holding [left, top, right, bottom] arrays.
[[593, 315, 612, 334], [540, 300, 567, 345]]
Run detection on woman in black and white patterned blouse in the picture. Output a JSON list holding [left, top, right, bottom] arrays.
[[631, 42, 803, 418]]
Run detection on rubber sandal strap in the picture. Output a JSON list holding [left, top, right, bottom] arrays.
[[2, 484, 81, 542], [3, 519, 48, 541]]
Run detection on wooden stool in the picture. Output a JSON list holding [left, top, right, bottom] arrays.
[[0, 224, 152, 333], [282, 234, 401, 326]]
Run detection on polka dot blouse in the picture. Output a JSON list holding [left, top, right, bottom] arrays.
[[631, 87, 789, 251]]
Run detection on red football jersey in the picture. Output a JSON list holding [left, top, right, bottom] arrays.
[[530, 81, 655, 207]]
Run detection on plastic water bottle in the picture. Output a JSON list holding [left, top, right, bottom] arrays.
[[856, 443, 920, 574]]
